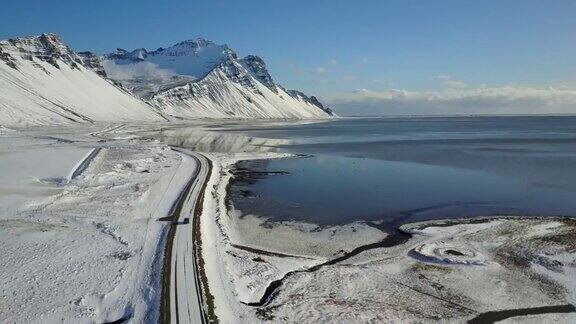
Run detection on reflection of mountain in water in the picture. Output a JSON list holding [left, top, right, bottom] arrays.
[[150, 128, 291, 153]]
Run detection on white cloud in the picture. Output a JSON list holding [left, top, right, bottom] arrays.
[[102, 60, 178, 81], [325, 86, 576, 116], [434, 74, 467, 89], [313, 67, 327, 74], [341, 75, 358, 81], [433, 74, 452, 81], [444, 79, 467, 89]]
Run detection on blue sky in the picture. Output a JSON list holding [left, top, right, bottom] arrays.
[[2, 0, 576, 115]]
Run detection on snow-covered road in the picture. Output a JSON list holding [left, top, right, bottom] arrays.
[[164, 149, 211, 324], [0, 126, 219, 323]]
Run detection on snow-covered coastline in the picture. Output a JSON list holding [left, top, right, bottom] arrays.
[[0, 123, 318, 322], [1, 123, 575, 323], [195, 150, 576, 322]]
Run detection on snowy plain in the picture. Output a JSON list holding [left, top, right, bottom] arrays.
[[0, 125, 196, 323]]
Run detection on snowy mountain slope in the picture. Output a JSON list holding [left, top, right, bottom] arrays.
[[105, 38, 234, 78], [0, 34, 163, 127], [101, 38, 233, 100], [149, 58, 334, 119], [0, 33, 334, 127], [103, 38, 335, 118]]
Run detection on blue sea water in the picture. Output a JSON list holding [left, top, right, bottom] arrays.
[[225, 116, 576, 226]]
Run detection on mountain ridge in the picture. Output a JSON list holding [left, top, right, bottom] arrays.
[[102, 37, 335, 118], [0, 33, 335, 127], [0, 33, 164, 126]]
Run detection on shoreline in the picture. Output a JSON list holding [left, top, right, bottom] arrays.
[[198, 152, 576, 322], [1, 124, 575, 322]]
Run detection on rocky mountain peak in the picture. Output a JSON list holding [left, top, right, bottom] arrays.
[[173, 37, 213, 48], [103, 37, 237, 80], [77, 51, 107, 77], [153, 37, 236, 59], [286, 89, 335, 116], [98, 36, 334, 117], [239, 55, 276, 92], [105, 47, 148, 62], [0, 33, 83, 70], [1, 33, 71, 57], [0, 33, 335, 124]]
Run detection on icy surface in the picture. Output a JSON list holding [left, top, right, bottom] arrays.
[[2, 122, 574, 323], [0, 136, 89, 212], [168, 131, 576, 321]]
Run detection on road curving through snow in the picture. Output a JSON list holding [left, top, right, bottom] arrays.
[[160, 148, 213, 324]]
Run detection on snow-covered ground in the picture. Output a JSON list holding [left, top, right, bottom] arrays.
[[0, 135, 89, 213], [215, 215, 576, 322], [0, 123, 297, 323], [0, 126, 196, 323], [184, 138, 576, 322], [2, 122, 575, 323]]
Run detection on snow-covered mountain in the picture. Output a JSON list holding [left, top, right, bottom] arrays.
[[105, 38, 234, 79], [0, 34, 164, 126], [0, 34, 334, 127], [102, 38, 335, 119]]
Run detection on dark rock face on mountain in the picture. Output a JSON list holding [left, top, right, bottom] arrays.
[[77, 51, 107, 77], [287, 90, 335, 116], [0, 34, 107, 75], [105, 48, 148, 62], [239, 55, 277, 92], [0, 47, 18, 70], [1, 33, 83, 70]]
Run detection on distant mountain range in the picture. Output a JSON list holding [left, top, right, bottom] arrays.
[[0, 33, 334, 127]]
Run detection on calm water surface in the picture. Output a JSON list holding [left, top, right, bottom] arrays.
[[223, 116, 576, 226]]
